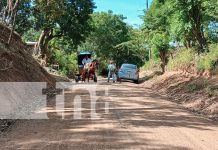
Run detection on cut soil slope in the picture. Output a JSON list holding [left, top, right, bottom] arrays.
[[141, 71, 218, 120], [0, 23, 55, 84], [0, 24, 56, 131]]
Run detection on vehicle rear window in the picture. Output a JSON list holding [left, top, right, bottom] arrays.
[[122, 64, 137, 69]]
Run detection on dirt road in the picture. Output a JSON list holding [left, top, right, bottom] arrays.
[[0, 79, 218, 150]]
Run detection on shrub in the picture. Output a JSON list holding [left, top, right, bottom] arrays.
[[51, 50, 77, 77], [167, 44, 218, 72], [142, 59, 161, 70], [196, 44, 218, 71], [167, 48, 195, 70]]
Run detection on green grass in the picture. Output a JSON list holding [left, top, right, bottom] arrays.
[[196, 44, 218, 72], [167, 44, 218, 72], [167, 48, 195, 70], [142, 59, 160, 70]]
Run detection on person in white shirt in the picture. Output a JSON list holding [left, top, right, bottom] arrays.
[[107, 61, 116, 83], [82, 55, 92, 66]]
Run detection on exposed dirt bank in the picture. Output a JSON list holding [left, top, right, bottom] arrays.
[[0, 24, 57, 132], [141, 71, 218, 121]]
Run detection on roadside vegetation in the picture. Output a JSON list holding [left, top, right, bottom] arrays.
[[0, 0, 218, 77], [141, 0, 218, 120], [0, 0, 149, 77], [167, 45, 218, 73], [1, 0, 95, 77], [80, 11, 148, 74], [143, 0, 218, 74]]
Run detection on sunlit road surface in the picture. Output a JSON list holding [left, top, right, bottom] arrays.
[[0, 79, 218, 150]]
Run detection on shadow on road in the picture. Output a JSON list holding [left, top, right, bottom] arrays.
[[1, 81, 217, 150]]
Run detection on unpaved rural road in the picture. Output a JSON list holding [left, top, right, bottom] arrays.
[[0, 79, 218, 150]]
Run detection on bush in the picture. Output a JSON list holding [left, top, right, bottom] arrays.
[[196, 44, 218, 71], [167, 44, 218, 72], [51, 50, 77, 77], [142, 59, 160, 70], [97, 60, 108, 76], [167, 48, 195, 70]]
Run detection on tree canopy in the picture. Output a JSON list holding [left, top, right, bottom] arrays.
[[1, 0, 218, 76], [32, 0, 95, 58], [80, 11, 147, 67], [143, 0, 218, 72]]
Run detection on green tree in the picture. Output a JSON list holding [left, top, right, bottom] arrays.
[[15, 0, 32, 36], [0, 0, 32, 42], [168, 0, 218, 52], [143, 0, 171, 73], [170, 0, 208, 52], [80, 11, 130, 66], [150, 33, 170, 73], [49, 38, 77, 77], [33, 0, 95, 58], [203, 0, 218, 44], [115, 28, 148, 66]]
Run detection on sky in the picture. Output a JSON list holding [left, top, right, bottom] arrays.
[[94, 0, 152, 27]]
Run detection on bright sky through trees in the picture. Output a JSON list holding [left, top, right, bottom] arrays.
[[94, 0, 152, 26]]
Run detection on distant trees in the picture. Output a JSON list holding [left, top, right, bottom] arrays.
[[2, 0, 217, 75], [80, 11, 147, 67], [81, 11, 129, 65]]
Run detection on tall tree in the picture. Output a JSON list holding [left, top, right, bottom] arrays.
[[80, 11, 130, 66], [33, 0, 95, 58], [0, 0, 32, 36], [143, 0, 171, 73], [169, 0, 209, 52], [115, 28, 148, 66], [0, 0, 20, 44]]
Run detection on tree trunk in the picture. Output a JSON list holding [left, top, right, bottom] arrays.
[[190, 1, 207, 53], [159, 50, 168, 74], [36, 28, 55, 61], [193, 27, 207, 53], [184, 33, 192, 49], [7, 10, 17, 44], [146, 0, 149, 10], [35, 31, 45, 56], [184, 40, 190, 49], [161, 63, 165, 73], [4, 0, 19, 44]]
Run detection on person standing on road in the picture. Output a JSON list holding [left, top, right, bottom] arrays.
[[107, 61, 116, 83]]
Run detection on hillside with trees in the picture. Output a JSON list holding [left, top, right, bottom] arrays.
[[141, 0, 218, 120], [143, 0, 218, 75], [1, 0, 218, 77], [0, 0, 96, 77]]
